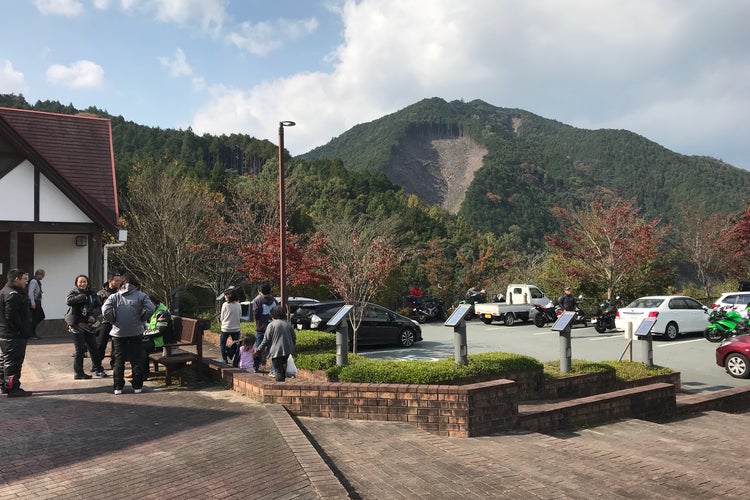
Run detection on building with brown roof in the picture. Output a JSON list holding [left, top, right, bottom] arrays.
[[0, 107, 124, 322]]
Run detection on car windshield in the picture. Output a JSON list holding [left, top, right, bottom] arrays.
[[628, 298, 665, 309]]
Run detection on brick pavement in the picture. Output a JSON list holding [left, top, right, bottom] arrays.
[[3, 334, 750, 499]]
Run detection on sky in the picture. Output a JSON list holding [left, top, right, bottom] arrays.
[[1, 0, 748, 169]]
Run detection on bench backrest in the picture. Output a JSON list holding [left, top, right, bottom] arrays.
[[172, 316, 206, 346]]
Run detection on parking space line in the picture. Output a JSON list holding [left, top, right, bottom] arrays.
[[657, 338, 706, 348]]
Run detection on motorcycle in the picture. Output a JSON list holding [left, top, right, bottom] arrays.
[[704, 307, 750, 342], [459, 289, 486, 320], [533, 301, 558, 327], [412, 297, 448, 323], [591, 296, 620, 333], [556, 294, 588, 327]]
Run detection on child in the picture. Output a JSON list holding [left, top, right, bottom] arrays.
[[233, 334, 257, 371], [220, 289, 242, 364]]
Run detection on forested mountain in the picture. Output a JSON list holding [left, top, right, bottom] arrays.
[[304, 98, 750, 249], [4, 93, 748, 254]]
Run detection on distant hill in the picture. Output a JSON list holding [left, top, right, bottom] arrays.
[[303, 97, 750, 245]]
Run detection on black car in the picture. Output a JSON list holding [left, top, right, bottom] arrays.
[[292, 301, 423, 348]]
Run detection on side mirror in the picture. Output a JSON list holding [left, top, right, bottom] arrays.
[[387, 312, 396, 321]]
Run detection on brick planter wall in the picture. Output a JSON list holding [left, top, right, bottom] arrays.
[[223, 369, 518, 437]]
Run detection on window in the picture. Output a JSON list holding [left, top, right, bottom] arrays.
[[530, 287, 544, 299]]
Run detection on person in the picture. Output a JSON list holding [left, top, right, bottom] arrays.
[[142, 295, 173, 376], [96, 275, 121, 367], [102, 272, 154, 395], [559, 286, 577, 312], [27, 268, 45, 340], [255, 305, 296, 382], [65, 274, 107, 379], [0, 269, 33, 397], [219, 289, 242, 364], [250, 282, 278, 372], [408, 284, 423, 306], [465, 286, 486, 303], [233, 334, 257, 370]]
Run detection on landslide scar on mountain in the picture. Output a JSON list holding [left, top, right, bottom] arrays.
[[385, 134, 487, 214]]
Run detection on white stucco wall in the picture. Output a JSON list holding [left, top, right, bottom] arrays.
[[0, 160, 34, 220], [33, 234, 90, 320]]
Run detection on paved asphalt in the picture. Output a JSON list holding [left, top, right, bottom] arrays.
[[2, 332, 750, 499]]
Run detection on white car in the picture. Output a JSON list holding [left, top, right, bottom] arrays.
[[710, 292, 750, 317], [614, 295, 709, 341]]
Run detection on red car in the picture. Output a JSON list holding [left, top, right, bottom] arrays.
[[715, 334, 750, 378]]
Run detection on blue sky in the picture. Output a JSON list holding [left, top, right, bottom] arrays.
[[1, 0, 748, 169]]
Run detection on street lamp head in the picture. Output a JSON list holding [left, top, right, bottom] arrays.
[[280, 120, 296, 127]]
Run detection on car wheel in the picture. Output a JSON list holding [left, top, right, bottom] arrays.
[[533, 314, 546, 328], [399, 328, 416, 347], [664, 322, 679, 341], [504, 313, 515, 326], [480, 317, 493, 325], [725, 353, 750, 378]]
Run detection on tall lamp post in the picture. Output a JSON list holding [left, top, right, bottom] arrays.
[[278, 120, 295, 310]]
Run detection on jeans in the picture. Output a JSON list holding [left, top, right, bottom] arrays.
[[220, 330, 240, 361], [73, 330, 102, 375], [112, 336, 146, 391]]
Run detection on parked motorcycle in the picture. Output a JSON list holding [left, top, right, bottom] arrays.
[[591, 296, 620, 333], [459, 289, 486, 320], [556, 294, 588, 327], [704, 307, 750, 342], [533, 301, 559, 327], [412, 297, 448, 323]]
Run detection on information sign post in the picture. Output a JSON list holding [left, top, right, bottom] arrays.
[[328, 305, 354, 366], [552, 311, 576, 373], [444, 304, 473, 365], [635, 318, 656, 367]]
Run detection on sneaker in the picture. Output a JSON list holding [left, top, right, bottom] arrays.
[[134, 388, 143, 394], [7, 388, 32, 397], [95, 371, 108, 378], [113, 389, 123, 395], [74, 373, 93, 380]]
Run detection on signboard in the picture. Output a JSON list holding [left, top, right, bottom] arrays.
[[551, 311, 576, 331], [445, 304, 473, 327], [635, 318, 657, 337], [328, 304, 354, 327]]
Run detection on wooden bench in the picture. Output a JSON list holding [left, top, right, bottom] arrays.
[[148, 316, 207, 386]]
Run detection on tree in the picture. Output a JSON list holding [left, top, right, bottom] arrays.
[[546, 196, 669, 299], [676, 205, 730, 298], [113, 161, 220, 308], [237, 227, 327, 291], [320, 214, 402, 354]]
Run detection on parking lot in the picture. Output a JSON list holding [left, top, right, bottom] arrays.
[[359, 319, 750, 394]]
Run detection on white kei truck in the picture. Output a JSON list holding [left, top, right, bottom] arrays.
[[473, 284, 551, 326]]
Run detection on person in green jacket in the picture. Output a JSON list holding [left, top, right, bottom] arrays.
[[142, 295, 172, 376]]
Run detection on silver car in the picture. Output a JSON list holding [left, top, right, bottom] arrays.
[[614, 295, 709, 341]]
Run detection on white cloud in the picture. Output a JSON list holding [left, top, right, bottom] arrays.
[[34, 0, 84, 17], [191, 0, 750, 168], [0, 60, 28, 93], [159, 48, 192, 78], [46, 60, 105, 89], [92, 0, 110, 9], [227, 17, 318, 56], [120, 0, 227, 36]]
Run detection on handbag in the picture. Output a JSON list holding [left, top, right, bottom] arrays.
[[286, 354, 297, 377]]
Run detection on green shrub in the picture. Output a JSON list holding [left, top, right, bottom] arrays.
[[543, 359, 672, 381], [336, 352, 542, 384]]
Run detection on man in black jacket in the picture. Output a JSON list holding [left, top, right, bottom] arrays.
[[559, 286, 577, 312], [0, 269, 33, 397]]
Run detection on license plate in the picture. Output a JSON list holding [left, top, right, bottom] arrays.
[[484, 314, 492, 319]]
